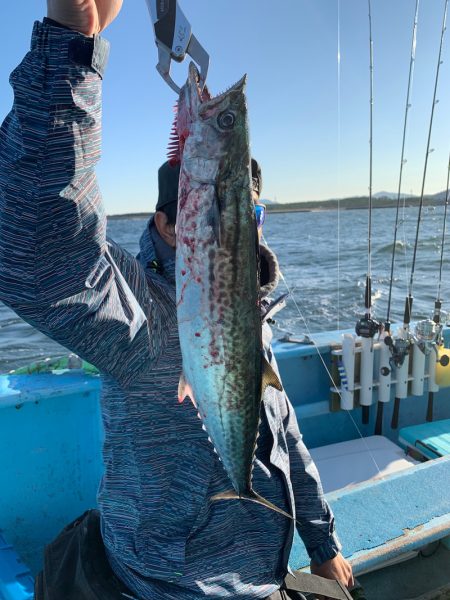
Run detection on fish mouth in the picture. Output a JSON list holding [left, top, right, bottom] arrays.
[[169, 64, 247, 164], [187, 62, 247, 111]]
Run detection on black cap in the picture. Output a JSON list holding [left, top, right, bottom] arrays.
[[251, 158, 262, 197], [156, 161, 181, 212], [155, 158, 262, 212]]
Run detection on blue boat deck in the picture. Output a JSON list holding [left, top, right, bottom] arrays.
[[1, 328, 450, 597]]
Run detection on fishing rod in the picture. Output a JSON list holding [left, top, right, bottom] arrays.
[[426, 153, 450, 421], [375, 0, 420, 436], [355, 0, 380, 426], [391, 0, 449, 430]]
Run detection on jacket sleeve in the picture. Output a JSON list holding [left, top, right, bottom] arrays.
[[0, 21, 172, 385], [283, 395, 343, 565]]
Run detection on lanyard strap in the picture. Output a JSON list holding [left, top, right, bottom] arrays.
[[284, 572, 353, 600]]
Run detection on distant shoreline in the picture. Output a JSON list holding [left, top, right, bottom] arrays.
[[107, 195, 441, 219]]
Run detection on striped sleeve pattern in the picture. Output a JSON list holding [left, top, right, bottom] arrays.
[[0, 22, 170, 384]]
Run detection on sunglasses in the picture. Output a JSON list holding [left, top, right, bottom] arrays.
[[255, 204, 266, 229]]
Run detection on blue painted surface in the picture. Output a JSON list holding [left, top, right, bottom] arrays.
[[0, 373, 103, 575], [290, 455, 450, 572], [0, 534, 33, 600], [1, 329, 450, 587], [399, 419, 450, 459]]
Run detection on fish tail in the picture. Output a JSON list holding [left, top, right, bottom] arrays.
[[211, 489, 294, 521]]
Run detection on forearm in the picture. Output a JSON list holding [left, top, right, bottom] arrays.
[[0, 19, 109, 305]]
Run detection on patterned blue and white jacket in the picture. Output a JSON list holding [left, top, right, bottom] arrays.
[[0, 20, 341, 600]]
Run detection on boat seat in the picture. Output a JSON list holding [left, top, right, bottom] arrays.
[[309, 435, 417, 494], [399, 418, 450, 460]]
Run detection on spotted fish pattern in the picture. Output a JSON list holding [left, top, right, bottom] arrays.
[[0, 21, 341, 600], [175, 65, 287, 511]]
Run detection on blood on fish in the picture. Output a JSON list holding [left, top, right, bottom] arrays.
[[195, 332, 201, 337], [181, 269, 186, 276], [183, 237, 196, 253]]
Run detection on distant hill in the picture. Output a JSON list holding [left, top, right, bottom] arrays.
[[265, 190, 448, 213], [107, 190, 448, 218], [429, 190, 449, 202], [373, 191, 415, 200]]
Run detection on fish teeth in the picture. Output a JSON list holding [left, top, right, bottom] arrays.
[[201, 424, 207, 431], [166, 107, 180, 162]]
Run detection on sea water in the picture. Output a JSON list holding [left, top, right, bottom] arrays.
[[0, 205, 447, 372]]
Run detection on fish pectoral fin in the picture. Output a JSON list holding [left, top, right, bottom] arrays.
[[211, 489, 293, 521], [262, 357, 283, 392], [177, 372, 197, 406]]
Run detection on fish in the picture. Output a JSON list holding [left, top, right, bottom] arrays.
[[172, 63, 290, 519]]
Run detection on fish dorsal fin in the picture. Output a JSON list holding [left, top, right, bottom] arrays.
[[262, 356, 283, 392]]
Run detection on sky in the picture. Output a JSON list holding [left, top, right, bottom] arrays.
[[0, 1, 449, 214]]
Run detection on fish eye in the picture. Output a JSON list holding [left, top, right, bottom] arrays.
[[217, 111, 236, 130]]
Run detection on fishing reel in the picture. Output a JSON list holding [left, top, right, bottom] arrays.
[[414, 319, 437, 355], [384, 335, 411, 369], [355, 315, 381, 338], [418, 311, 450, 367]]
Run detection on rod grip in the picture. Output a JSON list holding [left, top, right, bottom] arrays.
[[391, 397, 401, 429], [365, 276, 372, 311], [403, 295, 413, 325]]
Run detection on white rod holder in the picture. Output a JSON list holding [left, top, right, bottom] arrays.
[[411, 342, 426, 396], [340, 333, 355, 410], [377, 333, 391, 403], [395, 353, 410, 399], [359, 337, 374, 406]]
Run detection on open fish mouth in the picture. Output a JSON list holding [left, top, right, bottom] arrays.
[[168, 63, 247, 166], [186, 62, 247, 110]]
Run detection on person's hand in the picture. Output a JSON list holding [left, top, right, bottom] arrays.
[[310, 553, 354, 599], [47, 0, 123, 36]]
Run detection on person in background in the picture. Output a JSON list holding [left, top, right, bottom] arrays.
[[0, 1, 353, 598]]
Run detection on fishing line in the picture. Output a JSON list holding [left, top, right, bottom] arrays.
[[401, 197, 411, 306], [353, 0, 381, 428], [264, 238, 384, 476], [337, 0, 341, 332], [385, 0, 420, 330], [390, 0, 448, 430], [356, 0, 377, 333], [260, 1, 385, 476], [377, 0, 419, 436], [367, 0, 374, 288], [408, 0, 448, 302], [436, 153, 450, 304], [426, 153, 450, 422]]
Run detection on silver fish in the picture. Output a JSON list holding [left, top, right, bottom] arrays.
[[174, 63, 289, 518]]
